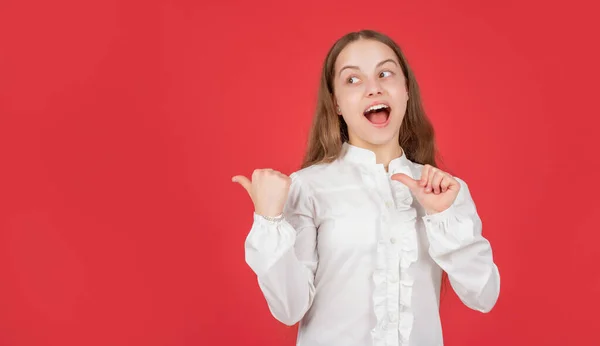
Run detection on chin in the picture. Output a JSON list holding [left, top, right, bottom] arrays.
[[369, 122, 402, 145], [368, 136, 398, 147]]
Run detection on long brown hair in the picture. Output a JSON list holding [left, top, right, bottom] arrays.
[[301, 29, 440, 169], [301, 29, 449, 294]]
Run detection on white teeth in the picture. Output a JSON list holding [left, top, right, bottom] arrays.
[[365, 104, 389, 112]]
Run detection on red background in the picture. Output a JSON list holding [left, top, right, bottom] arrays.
[[1, 0, 599, 345]]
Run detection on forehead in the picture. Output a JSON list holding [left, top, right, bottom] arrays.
[[335, 39, 398, 71]]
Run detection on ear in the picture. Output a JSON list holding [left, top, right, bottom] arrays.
[[332, 94, 342, 115]]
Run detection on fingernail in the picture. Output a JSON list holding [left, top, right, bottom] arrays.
[[231, 177, 237, 182]]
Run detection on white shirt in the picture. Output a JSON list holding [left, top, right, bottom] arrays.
[[244, 142, 500, 346]]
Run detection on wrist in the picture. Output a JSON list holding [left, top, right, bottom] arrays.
[[255, 208, 283, 218], [254, 212, 284, 223]]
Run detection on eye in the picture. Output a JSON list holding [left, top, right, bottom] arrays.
[[379, 70, 393, 78], [347, 76, 360, 84]]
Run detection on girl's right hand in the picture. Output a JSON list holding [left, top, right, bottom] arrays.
[[232, 169, 291, 217]]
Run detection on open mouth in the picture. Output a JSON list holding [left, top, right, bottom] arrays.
[[363, 103, 391, 126]]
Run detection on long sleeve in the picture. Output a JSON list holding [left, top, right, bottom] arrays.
[[422, 178, 500, 313], [244, 172, 318, 326]]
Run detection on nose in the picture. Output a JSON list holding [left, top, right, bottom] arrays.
[[365, 78, 383, 97]]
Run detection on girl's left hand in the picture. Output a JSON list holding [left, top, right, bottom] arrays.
[[391, 165, 460, 214]]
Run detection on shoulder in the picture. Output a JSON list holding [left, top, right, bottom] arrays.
[[281, 163, 334, 211], [291, 162, 331, 179], [289, 162, 332, 189], [284, 160, 364, 214]]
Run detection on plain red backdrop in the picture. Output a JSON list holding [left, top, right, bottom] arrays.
[[1, 0, 599, 345]]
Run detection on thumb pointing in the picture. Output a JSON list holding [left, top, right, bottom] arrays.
[[390, 173, 419, 190], [232, 175, 252, 195]]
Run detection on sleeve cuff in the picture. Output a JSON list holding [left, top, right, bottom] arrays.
[[253, 212, 285, 225], [422, 204, 456, 224]]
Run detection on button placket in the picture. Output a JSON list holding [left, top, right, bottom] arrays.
[[367, 164, 403, 345], [386, 215, 401, 343]]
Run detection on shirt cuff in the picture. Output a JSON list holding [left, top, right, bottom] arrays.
[[253, 212, 285, 226], [422, 204, 456, 224]]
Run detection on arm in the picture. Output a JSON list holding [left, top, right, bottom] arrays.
[[422, 178, 500, 313], [244, 173, 318, 325]]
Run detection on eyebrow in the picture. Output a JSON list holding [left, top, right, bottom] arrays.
[[338, 58, 399, 77]]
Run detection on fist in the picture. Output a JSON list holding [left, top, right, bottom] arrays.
[[232, 169, 291, 217]]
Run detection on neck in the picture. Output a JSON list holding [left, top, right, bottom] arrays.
[[348, 138, 403, 171]]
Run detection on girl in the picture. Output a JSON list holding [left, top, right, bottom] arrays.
[[233, 30, 500, 346]]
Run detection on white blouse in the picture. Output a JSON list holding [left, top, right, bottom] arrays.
[[244, 142, 500, 346]]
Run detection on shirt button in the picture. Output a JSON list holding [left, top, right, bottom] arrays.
[[390, 237, 396, 244], [389, 313, 397, 323], [385, 201, 394, 208]]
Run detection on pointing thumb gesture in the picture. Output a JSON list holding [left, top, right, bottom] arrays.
[[390, 173, 420, 190], [391, 164, 460, 215], [232, 168, 291, 217], [232, 175, 253, 197]]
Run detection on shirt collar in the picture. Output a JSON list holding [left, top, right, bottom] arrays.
[[340, 141, 411, 171]]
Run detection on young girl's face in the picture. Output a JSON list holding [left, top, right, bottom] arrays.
[[333, 39, 408, 149]]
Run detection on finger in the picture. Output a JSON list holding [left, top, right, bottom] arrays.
[[252, 168, 270, 177], [390, 173, 420, 190], [232, 175, 252, 195], [275, 171, 292, 185], [446, 176, 460, 192], [425, 167, 437, 193], [420, 165, 431, 187], [431, 171, 444, 194], [440, 176, 451, 193]]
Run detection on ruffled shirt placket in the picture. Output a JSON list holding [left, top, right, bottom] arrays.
[[389, 162, 419, 346], [360, 159, 419, 346]]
